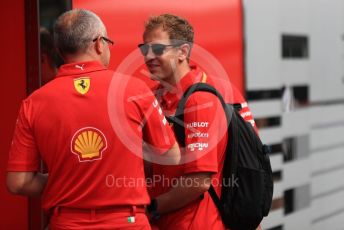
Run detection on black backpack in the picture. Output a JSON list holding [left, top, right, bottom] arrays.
[[167, 83, 273, 230]]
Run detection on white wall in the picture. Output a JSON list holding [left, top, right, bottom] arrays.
[[244, 0, 281, 90], [243, 0, 344, 229], [309, 0, 344, 102]]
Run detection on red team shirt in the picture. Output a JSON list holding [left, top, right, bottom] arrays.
[[151, 66, 256, 230], [7, 61, 176, 212]]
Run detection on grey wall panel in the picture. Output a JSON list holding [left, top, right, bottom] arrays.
[[309, 0, 344, 102], [243, 0, 281, 90]]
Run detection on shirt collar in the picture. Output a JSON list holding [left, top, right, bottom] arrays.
[[163, 65, 206, 97], [56, 61, 107, 78], [178, 65, 206, 92], [159, 65, 208, 111]]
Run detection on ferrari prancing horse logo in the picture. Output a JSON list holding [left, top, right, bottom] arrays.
[[74, 77, 90, 95]]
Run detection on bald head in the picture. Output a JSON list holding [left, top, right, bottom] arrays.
[[54, 9, 107, 57]]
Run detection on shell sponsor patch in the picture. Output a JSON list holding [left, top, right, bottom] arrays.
[[74, 77, 90, 95], [71, 127, 107, 162]]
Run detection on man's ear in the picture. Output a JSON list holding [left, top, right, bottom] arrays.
[[178, 43, 191, 62], [94, 37, 103, 54]]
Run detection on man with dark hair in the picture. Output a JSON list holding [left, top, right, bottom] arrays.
[[40, 27, 57, 85], [140, 14, 259, 229], [7, 9, 180, 229]]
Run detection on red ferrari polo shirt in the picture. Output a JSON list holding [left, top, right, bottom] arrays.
[[7, 61, 176, 212], [151, 66, 256, 230]]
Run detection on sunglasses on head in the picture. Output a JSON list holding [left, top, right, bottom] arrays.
[[138, 43, 178, 56]]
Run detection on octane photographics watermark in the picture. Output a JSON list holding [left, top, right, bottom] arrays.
[[105, 174, 239, 189], [107, 40, 235, 165]]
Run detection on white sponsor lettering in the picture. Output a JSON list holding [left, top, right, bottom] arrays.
[[162, 117, 167, 125], [158, 108, 162, 115], [241, 102, 248, 108], [240, 111, 252, 118], [186, 122, 209, 128], [152, 99, 158, 108], [187, 132, 209, 138], [187, 142, 209, 151]]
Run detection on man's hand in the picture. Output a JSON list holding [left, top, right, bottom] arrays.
[[143, 141, 181, 165], [153, 172, 212, 214]]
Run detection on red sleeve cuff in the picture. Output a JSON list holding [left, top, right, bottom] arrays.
[[183, 165, 218, 175], [7, 162, 39, 172]]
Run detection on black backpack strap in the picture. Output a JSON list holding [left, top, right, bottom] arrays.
[[172, 82, 237, 214], [173, 83, 232, 146], [208, 185, 224, 213]]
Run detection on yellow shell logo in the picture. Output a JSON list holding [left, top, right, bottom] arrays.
[[71, 127, 107, 162], [74, 77, 90, 95]]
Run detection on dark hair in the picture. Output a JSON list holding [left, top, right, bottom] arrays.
[[144, 14, 194, 46], [40, 27, 55, 64]]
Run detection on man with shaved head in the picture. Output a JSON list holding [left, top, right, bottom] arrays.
[[7, 9, 179, 229]]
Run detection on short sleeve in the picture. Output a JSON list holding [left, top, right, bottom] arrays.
[[7, 100, 40, 172], [182, 92, 227, 175]]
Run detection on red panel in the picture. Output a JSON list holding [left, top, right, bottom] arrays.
[[0, 0, 28, 229], [73, 0, 244, 93]]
